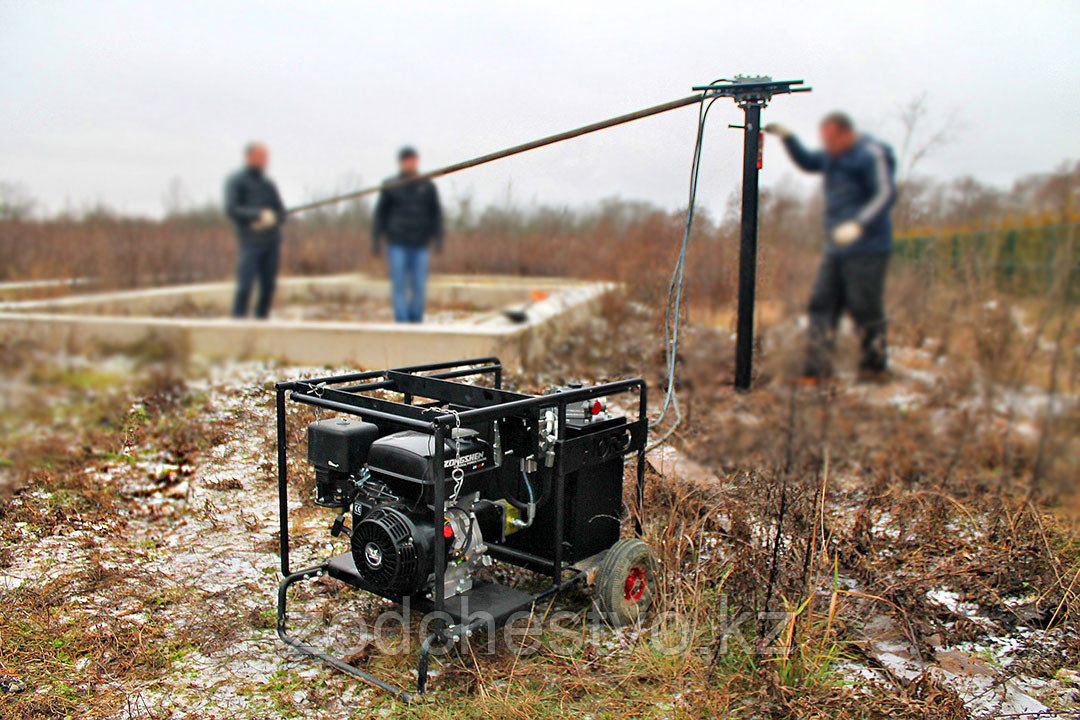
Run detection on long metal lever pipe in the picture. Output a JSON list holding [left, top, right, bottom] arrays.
[[286, 94, 704, 215]]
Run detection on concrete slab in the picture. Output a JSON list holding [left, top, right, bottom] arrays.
[[0, 274, 613, 369], [0, 278, 94, 300]]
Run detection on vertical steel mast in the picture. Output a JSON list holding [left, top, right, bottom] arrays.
[[694, 77, 811, 391]]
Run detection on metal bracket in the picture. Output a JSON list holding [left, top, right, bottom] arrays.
[[693, 75, 811, 108]]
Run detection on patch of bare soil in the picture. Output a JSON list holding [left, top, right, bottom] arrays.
[[0, 287, 1077, 719]]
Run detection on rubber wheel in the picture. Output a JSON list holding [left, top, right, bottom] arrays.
[[594, 538, 658, 626]]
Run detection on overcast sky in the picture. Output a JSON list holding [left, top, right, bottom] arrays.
[[1, 1, 1077, 218]]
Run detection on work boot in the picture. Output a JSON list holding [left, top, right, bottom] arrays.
[[791, 363, 833, 388]]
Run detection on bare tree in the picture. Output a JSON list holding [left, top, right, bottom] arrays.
[[0, 181, 35, 221], [892, 95, 962, 231], [895, 93, 960, 181], [161, 176, 191, 218]]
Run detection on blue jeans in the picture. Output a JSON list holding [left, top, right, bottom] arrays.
[[387, 244, 430, 323], [232, 240, 281, 319]]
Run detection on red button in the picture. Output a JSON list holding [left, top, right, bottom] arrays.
[[443, 524, 454, 538], [591, 400, 603, 415]]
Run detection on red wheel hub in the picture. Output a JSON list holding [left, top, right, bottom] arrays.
[[623, 565, 648, 603]]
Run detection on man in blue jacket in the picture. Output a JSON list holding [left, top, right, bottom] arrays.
[[224, 142, 287, 319], [765, 112, 896, 382], [372, 147, 443, 323]]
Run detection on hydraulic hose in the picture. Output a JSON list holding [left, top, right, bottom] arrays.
[[503, 469, 538, 529]]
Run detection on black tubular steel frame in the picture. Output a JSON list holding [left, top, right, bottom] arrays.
[[274, 357, 648, 701]]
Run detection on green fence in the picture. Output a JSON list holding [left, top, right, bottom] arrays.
[[894, 221, 1080, 299]]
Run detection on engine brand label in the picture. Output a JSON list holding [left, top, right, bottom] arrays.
[[444, 452, 486, 468]]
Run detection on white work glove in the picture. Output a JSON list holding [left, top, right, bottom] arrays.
[[832, 220, 862, 247], [251, 208, 277, 231], [763, 122, 793, 138]]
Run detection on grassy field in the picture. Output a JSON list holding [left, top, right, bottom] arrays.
[[1, 164, 1078, 718], [1, 260, 1078, 718]]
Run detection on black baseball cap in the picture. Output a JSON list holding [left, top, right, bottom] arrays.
[[398, 146, 418, 161]]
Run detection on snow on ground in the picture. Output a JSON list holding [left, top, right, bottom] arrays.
[[3, 341, 1078, 718], [116, 361, 397, 717], [2, 360, 401, 717]]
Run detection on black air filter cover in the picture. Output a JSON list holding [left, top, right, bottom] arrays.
[[307, 418, 379, 475]]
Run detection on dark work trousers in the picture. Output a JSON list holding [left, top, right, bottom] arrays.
[[232, 240, 281, 319], [804, 252, 890, 377]]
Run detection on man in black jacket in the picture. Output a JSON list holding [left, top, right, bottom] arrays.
[[372, 147, 443, 323], [224, 142, 287, 319], [765, 113, 896, 382]]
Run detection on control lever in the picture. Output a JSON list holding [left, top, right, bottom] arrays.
[[330, 514, 351, 538]]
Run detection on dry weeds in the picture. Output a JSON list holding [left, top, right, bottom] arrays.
[[1, 167, 1078, 717]]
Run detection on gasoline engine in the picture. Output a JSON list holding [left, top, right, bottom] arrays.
[[306, 392, 621, 601]]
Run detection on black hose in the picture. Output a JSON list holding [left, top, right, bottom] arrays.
[[648, 91, 721, 449]]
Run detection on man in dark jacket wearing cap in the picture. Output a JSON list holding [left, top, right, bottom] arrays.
[[372, 147, 443, 323], [224, 142, 287, 319], [765, 112, 897, 382]]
